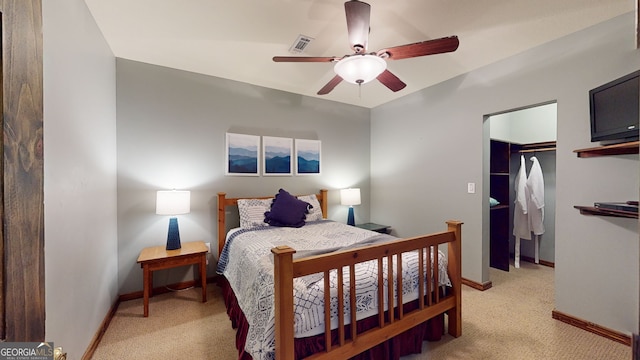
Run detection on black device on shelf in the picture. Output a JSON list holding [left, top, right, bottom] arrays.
[[589, 70, 639, 142], [594, 201, 638, 213]]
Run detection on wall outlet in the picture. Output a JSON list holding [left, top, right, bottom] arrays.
[[467, 182, 476, 194]]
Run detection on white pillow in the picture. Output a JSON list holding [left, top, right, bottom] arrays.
[[237, 198, 272, 228], [297, 194, 323, 221]]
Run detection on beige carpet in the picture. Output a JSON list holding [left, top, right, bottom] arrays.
[[409, 261, 630, 360], [91, 262, 630, 359], [91, 284, 237, 359]]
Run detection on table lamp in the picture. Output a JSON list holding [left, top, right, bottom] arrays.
[[156, 190, 191, 250], [340, 188, 361, 226]]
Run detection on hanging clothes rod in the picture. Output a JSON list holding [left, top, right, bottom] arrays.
[[519, 147, 556, 153]]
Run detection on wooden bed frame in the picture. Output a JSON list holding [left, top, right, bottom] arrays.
[[217, 190, 462, 359]]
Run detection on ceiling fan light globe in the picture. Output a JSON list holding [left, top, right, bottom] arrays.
[[334, 54, 386, 85]]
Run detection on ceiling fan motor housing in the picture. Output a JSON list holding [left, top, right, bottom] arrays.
[[334, 54, 387, 84]]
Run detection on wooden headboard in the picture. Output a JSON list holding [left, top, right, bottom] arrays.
[[217, 189, 328, 255]]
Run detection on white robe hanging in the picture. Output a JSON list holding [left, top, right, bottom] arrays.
[[526, 156, 545, 235], [513, 155, 531, 240]]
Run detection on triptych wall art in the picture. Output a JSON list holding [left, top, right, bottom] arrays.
[[225, 133, 321, 176]]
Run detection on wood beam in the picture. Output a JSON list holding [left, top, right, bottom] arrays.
[[0, 0, 45, 341]]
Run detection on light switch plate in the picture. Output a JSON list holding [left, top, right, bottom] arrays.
[[467, 182, 476, 194]]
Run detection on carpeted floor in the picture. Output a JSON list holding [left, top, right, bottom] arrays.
[[91, 261, 630, 359], [90, 283, 235, 359], [407, 261, 630, 360]]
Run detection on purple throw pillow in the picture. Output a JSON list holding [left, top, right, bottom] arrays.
[[265, 189, 310, 228]]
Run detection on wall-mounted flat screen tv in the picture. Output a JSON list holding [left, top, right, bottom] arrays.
[[589, 70, 639, 142]]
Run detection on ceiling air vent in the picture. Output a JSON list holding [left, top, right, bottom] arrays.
[[289, 34, 314, 54]]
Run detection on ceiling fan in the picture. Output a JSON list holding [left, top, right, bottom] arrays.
[[273, 0, 459, 95]]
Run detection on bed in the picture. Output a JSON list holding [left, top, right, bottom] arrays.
[[216, 189, 462, 359]]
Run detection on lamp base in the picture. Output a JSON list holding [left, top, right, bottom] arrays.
[[166, 217, 182, 250], [347, 207, 355, 226]]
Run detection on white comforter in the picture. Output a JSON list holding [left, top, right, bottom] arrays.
[[216, 220, 450, 360]]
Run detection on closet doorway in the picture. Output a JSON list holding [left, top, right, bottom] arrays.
[[487, 102, 557, 272]]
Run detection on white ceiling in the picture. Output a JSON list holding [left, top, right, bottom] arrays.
[[84, 0, 634, 108]]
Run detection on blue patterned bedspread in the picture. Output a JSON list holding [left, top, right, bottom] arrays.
[[216, 220, 450, 360]]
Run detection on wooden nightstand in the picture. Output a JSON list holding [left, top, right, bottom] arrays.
[[356, 222, 390, 234], [137, 241, 208, 317]]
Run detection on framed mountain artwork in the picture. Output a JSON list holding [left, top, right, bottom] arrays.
[[263, 136, 293, 176], [226, 133, 260, 176], [295, 139, 321, 175]]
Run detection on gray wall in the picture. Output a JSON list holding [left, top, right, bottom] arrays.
[[371, 12, 639, 335], [115, 60, 372, 294], [43, 0, 118, 358]]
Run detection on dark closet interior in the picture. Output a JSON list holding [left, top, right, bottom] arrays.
[[489, 140, 511, 271], [490, 140, 557, 271]]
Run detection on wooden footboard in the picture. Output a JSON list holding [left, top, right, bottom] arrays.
[[272, 220, 462, 360]]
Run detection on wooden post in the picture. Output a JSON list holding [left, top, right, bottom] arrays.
[[319, 189, 328, 218], [217, 192, 226, 255], [272, 245, 296, 359], [446, 220, 463, 337], [2, 0, 45, 341]]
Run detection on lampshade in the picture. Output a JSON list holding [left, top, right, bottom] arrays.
[[156, 190, 191, 215], [340, 188, 361, 206], [334, 55, 387, 85], [156, 190, 190, 250]]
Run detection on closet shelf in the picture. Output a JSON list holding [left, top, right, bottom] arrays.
[[490, 204, 509, 211], [573, 205, 638, 219], [573, 141, 639, 158]]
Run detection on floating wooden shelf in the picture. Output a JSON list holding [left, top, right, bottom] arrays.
[[574, 205, 638, 219], [573, 141, 639, 158], [490, 204, 509, 211]]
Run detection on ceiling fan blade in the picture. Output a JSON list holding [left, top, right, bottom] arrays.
[[379, 36, 459, 60], [377, 70, 406, 92], [345, 0, 370, 53], [273, 56, 341, 63], [317, 75, 343, 95]]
